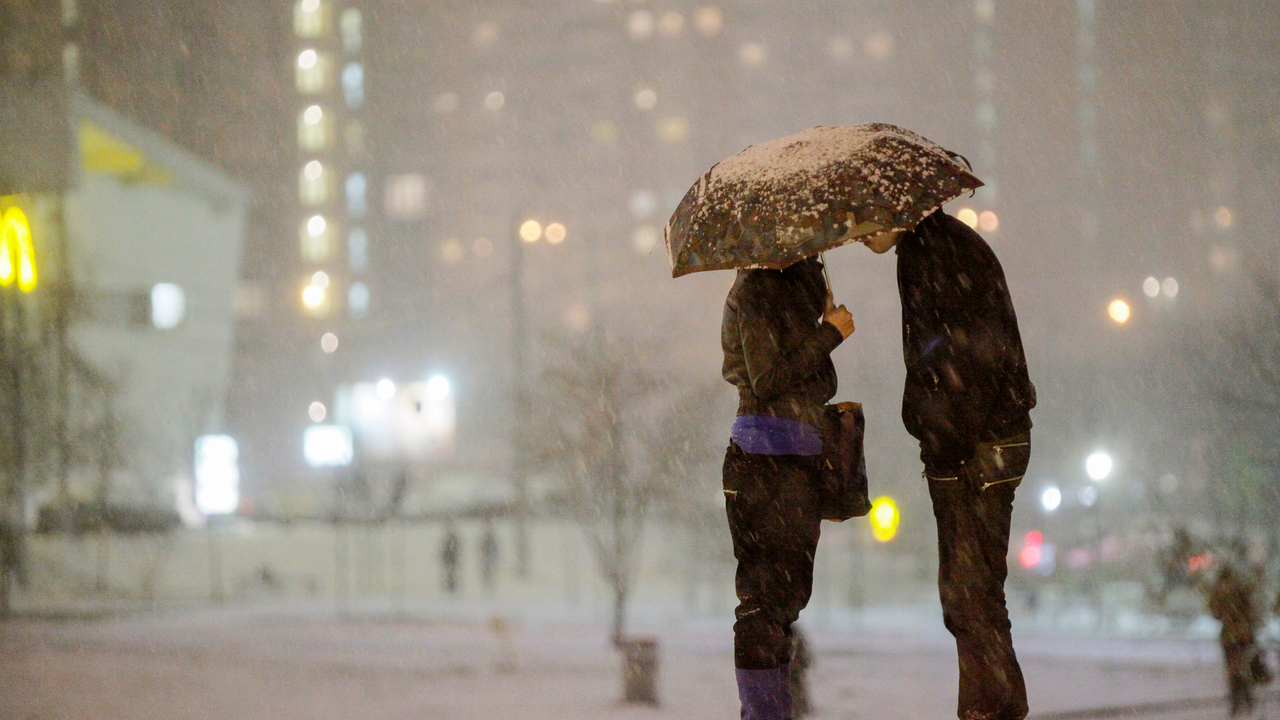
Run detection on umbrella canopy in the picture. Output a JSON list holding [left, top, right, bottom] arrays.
[[664, 123, 982, 278]]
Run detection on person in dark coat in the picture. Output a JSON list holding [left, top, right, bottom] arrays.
[[1210, 558, 1267, 716], [441, 525, 461, 594], [863, 209, 1036, 720], [721, 255, 854, 720]]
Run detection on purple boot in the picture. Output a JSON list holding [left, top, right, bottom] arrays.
[[736, 664, 792, 720]]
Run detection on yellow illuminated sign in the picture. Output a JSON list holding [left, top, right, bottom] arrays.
[[0, 206, 37, 293], [869, 496, 899, 543]]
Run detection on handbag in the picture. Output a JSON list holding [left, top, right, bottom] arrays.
[[818, 402, 872, 521]]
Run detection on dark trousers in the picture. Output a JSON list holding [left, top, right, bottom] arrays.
[[928, 473, 1028, 720], [723, 443, 822, 670]]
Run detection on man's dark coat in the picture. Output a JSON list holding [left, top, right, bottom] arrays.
[[896, 211, 1036, 474]]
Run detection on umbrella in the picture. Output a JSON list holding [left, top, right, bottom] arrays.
[[664, 123, 982, 278]]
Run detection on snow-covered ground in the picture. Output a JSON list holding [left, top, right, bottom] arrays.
[[0, 600, 1255, 720]]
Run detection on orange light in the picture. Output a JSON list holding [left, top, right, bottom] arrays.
[[1020, 545, 1041, 568]]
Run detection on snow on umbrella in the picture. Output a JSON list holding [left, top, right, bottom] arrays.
[[664, 123, 983, 278]]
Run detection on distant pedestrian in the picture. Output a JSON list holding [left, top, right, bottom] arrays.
[[862, 209, 1037, 720], [1209, 558, 1267, 716], [479, 523, 499, 592], [441, 526, 460, 594]]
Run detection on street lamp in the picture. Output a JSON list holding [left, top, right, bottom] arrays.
[[1085, 452, 1112, 481]]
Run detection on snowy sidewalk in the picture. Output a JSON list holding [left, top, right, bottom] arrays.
[[0, 603, 1240, 720]]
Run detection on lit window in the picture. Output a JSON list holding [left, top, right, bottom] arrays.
[[344, 120, 365, 156], [634, 88, 657, 110], [346, 173, 367, 217], [340, 8, 362, 52], [299, 161, 329, 206], [297, 105, 331, 151], [150, 283, 185, 329], [656, 116, 690, 143], [739, 42, 766, 66], [384, 174, 428, 220], [62, 43, 79, 85], [301, 216, 332, 262], [628, 10, 654, 40], [294, 0, 328, 38], [433, 93, 459, 113], [658, 11, 683, 37], [864, 31, 894, 59], [349, 281, 370, 319], [694, 7, 723, 36], [342, 62, 363, 108], [296, 50, 328, 93], [348, 227, 368, 270]]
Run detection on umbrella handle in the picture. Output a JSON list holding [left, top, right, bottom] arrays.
[[820, 252, 833, 305]]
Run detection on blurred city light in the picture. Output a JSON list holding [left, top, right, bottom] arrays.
[[194, 435, 239, 515], [545, 222, 567, 244], [632, 225, 660, 254], [300, 0, 319, 12], [376, 377, 396, 400], [1020, 544, 1041, 568], [306, 214, 326, 236], [348, 282, 369, 318], [297, 49, 317, 69], [1107, 299, 1130, 323], [426, 375, 451, 400], [634, 88, 657, 110], [303, 160, 323, 179], [320, 332, 338, 353], [150, 283, 185, 329], [628, 10, 654, 39], [519, 219, 542, 242], [302, 284, 324, 307], [978, 210, 999, 232], [1215, 206, 1233, 229], [1162, 277, 1179, 298], [303, 424, 353, 467], [740, 42, 767, 66], [1143, 276, 1160, 297], [869, 496, 899, 542], [303, 104, 322, 124], [308, 401, 326, 422], [1025, 530, 1043, 547], [311, 270, 329, 288], [658, 11, 683, 36], [693, 6, 723, 35], [484, 91, 505, 110], [628, 190, 657, 218], [1086, 451, 1112, 480], [1, 206, 37, 292], [1041, 486, 1061, 511], [956, 207, 978, 228], [1078, 485, 1098, 507]]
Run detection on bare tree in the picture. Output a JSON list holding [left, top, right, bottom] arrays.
[[529, 330, 668, 645]]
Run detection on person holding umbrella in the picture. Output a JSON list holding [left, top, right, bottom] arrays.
[[861, 210, 1036, 720], [667, 124, 998, 720], [720, 251, 854, 719]]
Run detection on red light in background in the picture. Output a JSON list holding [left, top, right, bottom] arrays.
[[1025, 531, 1043, 547], [1021, 545, 1042, 568]]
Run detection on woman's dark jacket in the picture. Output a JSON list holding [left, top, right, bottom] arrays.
[[722, 257, 844, 431], [896, 211, 1036, 474]]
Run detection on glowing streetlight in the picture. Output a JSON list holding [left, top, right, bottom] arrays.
[[306, 214, 326, 236], [302, 284, 325, 308], [1108, 299, 1130, 324], [308, 401, 327, 422], [1086, 452, 1112, 481], [1143, 277, 1160, 297], [303, 105, 322, 124], [956, 208, 978, 229], [544, 222, 566, 244], [519, 220, 542, 242], [426, 375, 450, 400], [1041, 486, 1061, 512], [320, 332, 338, 353], [298, 49, 317, 69], [376, 378, 396, 400]]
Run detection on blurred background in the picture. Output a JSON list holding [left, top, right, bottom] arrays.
[[1, 1, 1279, 716]]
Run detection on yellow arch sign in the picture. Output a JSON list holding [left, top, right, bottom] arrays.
[[0, 206, 37, 292]]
